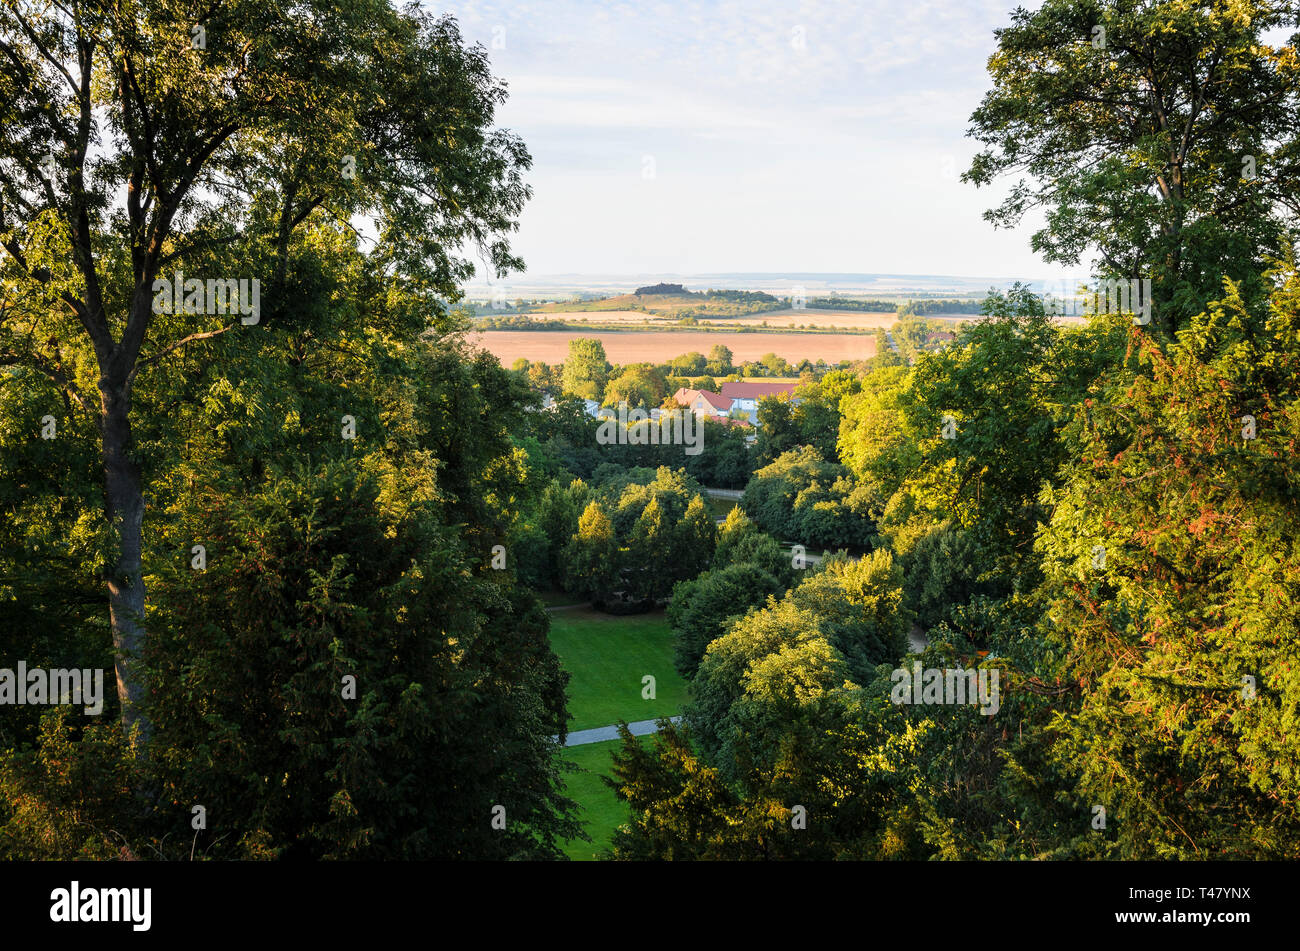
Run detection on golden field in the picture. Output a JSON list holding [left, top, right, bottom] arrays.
[[467, 329, 879, 365]]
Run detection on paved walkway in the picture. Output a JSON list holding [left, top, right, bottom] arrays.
[[558, 716, 682, 747], [704, 487, 744, 500]]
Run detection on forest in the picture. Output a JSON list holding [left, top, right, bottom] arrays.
[[1, 0, 1298, 862]]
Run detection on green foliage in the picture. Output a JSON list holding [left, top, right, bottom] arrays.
[[964, 0, 1300, 331], [668, 562, 785, 679], [562, 338, 611, 401], [564, 500, 621, 600], [741, 446, 875, 550], [0, 710, 142, 860], [687, 554, 907, 783], [603, 363, 667, 409], [787, 551, 909, 683], [753, 396, 800, 465], [1034, 271, 1300, 857], [712, 506, 792, 581], [605, 721, 740, 860], [0, 0, 586, 857], [554, 468, 715, 608], [144, 459, 577, 859]]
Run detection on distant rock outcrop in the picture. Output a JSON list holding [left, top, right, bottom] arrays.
[[634, 282, 688, 296]]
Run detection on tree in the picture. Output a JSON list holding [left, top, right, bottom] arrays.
[[741, 446, 873, 550], [672, 494, 717, 582], [713, 506, 792, 583], [687, 594, 855, 792], [707, 344, 733, 371], [603, 363, 666, 408], [0, 276, 584, 856], [562, 337, 610, 400], [684, 419, 753, 489], [688, 375, 717, 393], [668, 561, 783, 678], [754, 395, 799, 466], [625, 495, 673, 600], [669, 351, 707, 376], [787, 370, 861, 462], [787, 551, 908, 682], [527, 360, 559, 391], [511, 475, 586, 589], [138, 459, 579, 859], [605, 720, 739, 860], [964, 0, 1300, 331], [562, 500, 620, 599], [1033, 268, 1300, 857], [0, 1, 530, 735]]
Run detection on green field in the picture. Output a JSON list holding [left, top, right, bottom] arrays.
[[548, 607, 687, 732], [559, 738, 639, 860]]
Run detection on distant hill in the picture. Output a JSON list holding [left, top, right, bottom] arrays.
[[635, 282, 690, 296]]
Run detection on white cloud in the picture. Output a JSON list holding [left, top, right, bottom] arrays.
[[429, 0, 1068, 278]]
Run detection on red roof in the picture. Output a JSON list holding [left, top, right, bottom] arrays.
[[692, 390, 732, 412], [720, 381, 798, 400]]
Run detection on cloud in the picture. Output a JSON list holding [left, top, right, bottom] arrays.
[[429, 0, 1066, 277]]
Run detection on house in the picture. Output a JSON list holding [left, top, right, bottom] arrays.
[[718, 381, 800, 402], [674, 388, 732, 419], [671, 387, 699, 406], [672, 382, 794, 428], [718, 380, 800, 423]]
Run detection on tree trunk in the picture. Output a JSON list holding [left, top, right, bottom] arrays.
[[100, 374, 150, 740]]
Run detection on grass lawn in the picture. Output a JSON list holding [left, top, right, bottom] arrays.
[[548, 607, 688, 732], [559, 738, 639, 861], [707, 495, 738, 521]]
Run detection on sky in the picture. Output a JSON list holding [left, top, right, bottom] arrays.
[[433, 0, 1072, 283]]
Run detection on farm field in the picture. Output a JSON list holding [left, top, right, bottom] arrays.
[[547, 607, 687, 732], [513, 307, 910, 330], [514, 308, 670, 324], [708, 309, 899, 329], [469, 329, 878, 365], [528, 292, 782, 317]]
